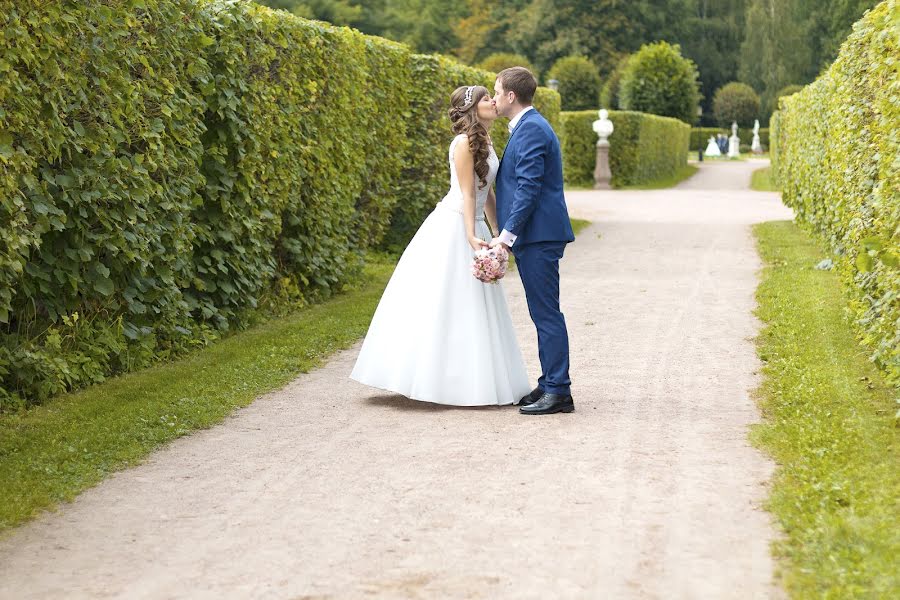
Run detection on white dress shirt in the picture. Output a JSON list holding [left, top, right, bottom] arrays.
[[498, 106, 535, 247]]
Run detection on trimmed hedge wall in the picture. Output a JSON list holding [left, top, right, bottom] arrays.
[[771, 0, 899, 386], [689, 127, 771, 152], [0, 0, 559, 408], [560, 110, 690, 187]]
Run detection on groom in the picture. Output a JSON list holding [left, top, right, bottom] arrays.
[[490, 67, 576, 416]]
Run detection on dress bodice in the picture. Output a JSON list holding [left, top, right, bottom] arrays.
[[439, 134, 498, 220]]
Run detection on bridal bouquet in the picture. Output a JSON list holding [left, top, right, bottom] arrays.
[[472, 245, 509, 284]]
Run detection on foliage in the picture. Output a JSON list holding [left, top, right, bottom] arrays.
[[599, 55, 629, 109], [771, 84, 804, 111], [771, 0, 899, 386], [739, 0, 880, 121], [477, 52, 537, 78], [256, 0, 879, 127], [0, 0, 215, 409], [619, 42, 701, 124], [546, 55, 602, 111], [712, 82, 761, 127], [753, 221, 899, 597], [559, 110, 691, 188]]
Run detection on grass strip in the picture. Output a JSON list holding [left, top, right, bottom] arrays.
[[751, 166, 780, 192], [752, 221, 898, 597]]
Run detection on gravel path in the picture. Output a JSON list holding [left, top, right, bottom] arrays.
[[0, 161, 793, 599]]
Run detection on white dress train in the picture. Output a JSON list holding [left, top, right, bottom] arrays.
[[350, 134, 531, 406]]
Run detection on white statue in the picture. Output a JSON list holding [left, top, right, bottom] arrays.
[[704, 135, 721, 157], [728, 121, 741, 158], [751, 119, 763, 154], [592, 109, 614, 142]]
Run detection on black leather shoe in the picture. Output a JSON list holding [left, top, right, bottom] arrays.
[[519, 392, 575, 415], [518, 386, 543, 406]]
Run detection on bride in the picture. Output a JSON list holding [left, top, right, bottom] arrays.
[[350, 85, 532, 406]]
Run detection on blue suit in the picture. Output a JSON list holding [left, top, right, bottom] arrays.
[[496, 109, 574, 396]]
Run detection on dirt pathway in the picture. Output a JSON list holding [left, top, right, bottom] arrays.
[[0, 161, 792, 599]]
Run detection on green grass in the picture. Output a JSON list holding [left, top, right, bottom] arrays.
[[570, 218, 591, 236], [1, 218, 591, 534], [751, 167, 780, 192], [752, 221, 899, 598]]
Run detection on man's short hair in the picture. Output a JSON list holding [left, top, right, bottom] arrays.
[[497, 67, 538, 106]]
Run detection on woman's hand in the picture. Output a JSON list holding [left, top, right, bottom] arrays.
[[469, 235, 489, 251]]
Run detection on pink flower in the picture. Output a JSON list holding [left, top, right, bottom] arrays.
[[471, 245, 509, 284]]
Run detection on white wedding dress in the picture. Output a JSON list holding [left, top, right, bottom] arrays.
[[350, 134, 532, 406]]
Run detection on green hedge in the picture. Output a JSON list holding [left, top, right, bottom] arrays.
[[689, 127, 771, 151], [771, 0, 899, 386], [0, 0, 558, 409], [560, 110, 690, 187]]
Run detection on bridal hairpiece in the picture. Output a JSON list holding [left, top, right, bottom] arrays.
[[463, 86, 475, 107]]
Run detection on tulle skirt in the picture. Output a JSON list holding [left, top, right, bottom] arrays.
[[350, 203, 532, 406]]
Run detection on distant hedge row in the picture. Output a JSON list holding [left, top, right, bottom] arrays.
[[689, 127, 771, 152], [559, 110, 690, 187], [0, 0, 558, 408], [771, 0, 899, 386]]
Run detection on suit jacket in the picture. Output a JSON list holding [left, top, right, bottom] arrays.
[[496, 109, 575, 247]]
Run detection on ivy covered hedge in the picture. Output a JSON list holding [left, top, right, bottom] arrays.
[[771, 0, 899, 386], [0, 0, 559, 408], [559, 110, 690, 187]]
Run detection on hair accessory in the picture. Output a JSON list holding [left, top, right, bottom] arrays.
[[463, 86, 475, 107]]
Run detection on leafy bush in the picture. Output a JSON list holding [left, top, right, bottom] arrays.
[[712, 82, 761, 127], [560, 110, 690, 187], [771, 84, 804, 112], [771, 0, 899, 386], [599, 55, 630, 110], [619, 42, 701, 124], [547, 55, 602, 111], [477, 52, 538, 79]]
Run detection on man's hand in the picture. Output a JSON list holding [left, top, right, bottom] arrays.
[[488, 237, 510, 251]]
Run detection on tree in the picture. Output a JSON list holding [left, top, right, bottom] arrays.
[[712, 82, 761, 126], [503, 0, 649, 76], [453, 0, 496, 65], [599, 54, 630, 109], [737, 0, 878, 121], [771, 84, 804, 111], [257, 0, 363, 24], [477, 53, 537, 78], [547, 55, 602, 111], [673, 0, 746, 124], [619, 42, 701, 124]]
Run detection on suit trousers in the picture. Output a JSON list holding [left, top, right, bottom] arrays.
[[512, 241, 571, 396]]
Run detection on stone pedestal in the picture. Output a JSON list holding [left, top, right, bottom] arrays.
[[594, 139, 612, 189], [728, 135, 740, 158], [728, 122, 741, 159]]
